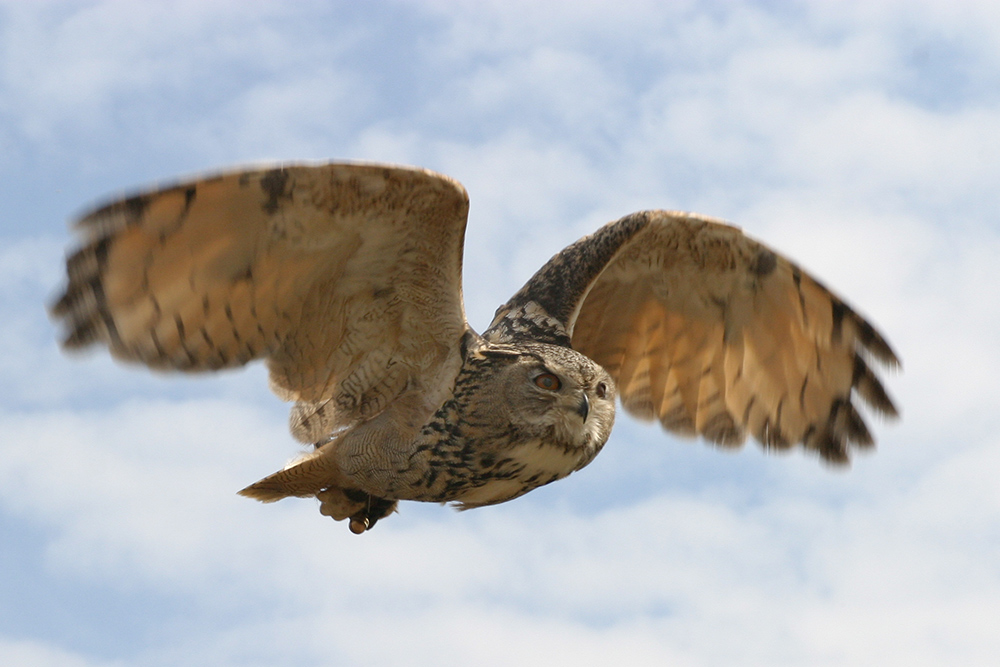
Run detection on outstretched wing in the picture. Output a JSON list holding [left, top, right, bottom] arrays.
[[52, 162, 471, 441], [486, 211, 899, 463]]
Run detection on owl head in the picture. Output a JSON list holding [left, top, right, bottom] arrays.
[[473, 343, 617, 470]]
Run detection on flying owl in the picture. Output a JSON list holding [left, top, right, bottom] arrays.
[[52, 162, 899, 534]]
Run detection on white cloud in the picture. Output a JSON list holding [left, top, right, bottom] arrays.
[[0, 638, 115, 667], [2, 1, 999, 665], [2, 383, 997, 665]]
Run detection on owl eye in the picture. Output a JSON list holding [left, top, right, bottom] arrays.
[[534, 373, 562, 391], [596, 382, 608, 399]]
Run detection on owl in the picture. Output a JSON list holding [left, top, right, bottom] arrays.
[[52, 162, 899, 534]]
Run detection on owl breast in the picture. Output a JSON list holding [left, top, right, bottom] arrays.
[[449, 437, 585, 509]]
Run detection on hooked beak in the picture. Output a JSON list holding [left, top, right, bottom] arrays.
[[575, 393, 590, 421]]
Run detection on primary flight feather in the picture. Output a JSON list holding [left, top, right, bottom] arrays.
[[52, 162, 899, 533]]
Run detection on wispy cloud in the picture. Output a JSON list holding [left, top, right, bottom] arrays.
[[1, 1, 998, 665]]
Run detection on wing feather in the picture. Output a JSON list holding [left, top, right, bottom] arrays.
[[489, 210, 899, 464], [52, 162, 471, 440]]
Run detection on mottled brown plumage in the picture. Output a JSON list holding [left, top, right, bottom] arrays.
[[52, 162, 899, 533]]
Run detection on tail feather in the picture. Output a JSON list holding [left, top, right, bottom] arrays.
[[238, 449, 343, 502]]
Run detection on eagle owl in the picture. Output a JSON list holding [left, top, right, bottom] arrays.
[[52, 162, 899, 534]]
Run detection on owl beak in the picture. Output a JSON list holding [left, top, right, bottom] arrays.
[[575, 393, 590, 422]]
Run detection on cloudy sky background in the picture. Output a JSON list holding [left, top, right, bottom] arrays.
[[1, 1, 998, 665]]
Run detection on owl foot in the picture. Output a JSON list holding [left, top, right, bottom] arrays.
[[317, 486, 397, 534]]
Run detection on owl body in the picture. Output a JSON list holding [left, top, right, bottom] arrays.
[[52, 162, 900, 534], [248, 334, 616, 531]]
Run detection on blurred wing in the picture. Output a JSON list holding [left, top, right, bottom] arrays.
[[52, 162, 471, 441], [487, 211, 899, 463]]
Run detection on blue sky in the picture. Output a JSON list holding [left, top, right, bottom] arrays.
[[2, 1, 999, 665]]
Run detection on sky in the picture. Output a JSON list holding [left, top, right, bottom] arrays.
[[1, 1, 998, 665]]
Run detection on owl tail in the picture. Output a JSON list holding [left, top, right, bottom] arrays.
[[238, 447, 343, 502]]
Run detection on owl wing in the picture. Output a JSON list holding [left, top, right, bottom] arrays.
[[52, 162, 471, 441], [485, 211, 899, 463]]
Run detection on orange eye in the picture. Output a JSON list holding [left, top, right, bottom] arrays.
[[534, 373, 561, 391]]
